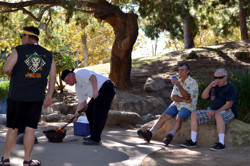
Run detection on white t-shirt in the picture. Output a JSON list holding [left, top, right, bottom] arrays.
[[75, 69, 109, 103]]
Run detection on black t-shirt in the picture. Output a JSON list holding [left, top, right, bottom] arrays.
[[8, 44, 52, 101], [210, 83, 238, 117]]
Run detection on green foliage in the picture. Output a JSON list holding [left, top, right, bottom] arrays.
[[196, 69, 250, 123], [0, 59, 7, 79], [192, 0, 240, 38], [135, 0, 191, 40], [196, 76, 212, 111], [228, 69, 250, 122], [0, 80, 9, 101], [52, 51, 75, 93]]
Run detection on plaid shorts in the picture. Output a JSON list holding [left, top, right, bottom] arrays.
[[194, 108, 235, 125]]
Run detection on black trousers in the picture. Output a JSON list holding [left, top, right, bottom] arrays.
[[85, 80, 115, 142]]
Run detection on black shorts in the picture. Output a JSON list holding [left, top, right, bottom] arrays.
[[6, 98, 43, 133]]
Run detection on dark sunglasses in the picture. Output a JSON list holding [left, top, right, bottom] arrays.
[[19, 33, 26, 39], [214, 75, 225, 79]]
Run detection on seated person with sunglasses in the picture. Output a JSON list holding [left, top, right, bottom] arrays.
[[180, 68, 238, 151]]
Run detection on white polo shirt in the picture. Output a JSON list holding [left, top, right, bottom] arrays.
[[75, 69, 109, 103]]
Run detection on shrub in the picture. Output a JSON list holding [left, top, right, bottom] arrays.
[[0, 81, 9, 101], [228, 69, 250, 122], [196, 69, 250, 123]]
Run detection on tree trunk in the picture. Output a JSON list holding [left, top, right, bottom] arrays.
[[93, 3, 138, 88], [109, 12, 138, 88], [183, 12, 195, 49], [81, 22, 89, 67], [182, 0, 195, 49], [239, 0, 249, 40]]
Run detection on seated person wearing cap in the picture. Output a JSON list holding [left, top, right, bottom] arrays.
[[61, 68, 115, 145]]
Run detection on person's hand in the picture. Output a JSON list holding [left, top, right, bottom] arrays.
[[172, 78, 180, 86], [43, 95, 52, 108], [210, 80, 218, 87], [207, 111, 215, 118], [183, 98, 192, 103], [72, 111, 80, 123], [92, 90, 99, 99]]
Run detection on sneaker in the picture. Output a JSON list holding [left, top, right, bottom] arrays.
[[163, 134, 173, 146], [83, 135, 91, 141], [180, 139, 197, 148], [210, 142, 225, 151], [82, 138, 101, 145], [137, 129, 152, 143]]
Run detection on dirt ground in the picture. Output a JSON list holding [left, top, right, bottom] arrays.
[[123, 40, 249, 99]]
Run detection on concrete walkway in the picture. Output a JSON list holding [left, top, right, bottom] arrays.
[[0, 123, 164, 166]]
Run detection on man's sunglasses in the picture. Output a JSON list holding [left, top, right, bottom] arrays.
[[19, 33, 26, 39], [214, 75, 225, 79]]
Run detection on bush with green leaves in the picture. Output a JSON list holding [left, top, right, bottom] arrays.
[[0, 81, 9, 101], [52, 51, 75, 93], [0, 59, 7, 80], [196, 69, 250, 123]]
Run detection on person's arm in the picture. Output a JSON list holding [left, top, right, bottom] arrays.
[[43, 59, 56, 108], [89, 74, 98, 99], [171, 95, 184, 102], [202, 81, 218, 99], [3, 49, 18, 77], [72, 100, 87, 122], [208, 101, 234, 117], [172, 79, 190, 100]]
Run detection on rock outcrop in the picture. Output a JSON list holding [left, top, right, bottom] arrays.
[[111, 91, 167, 115], [139, 117, 250, 147], [106, 110, 141, 128]]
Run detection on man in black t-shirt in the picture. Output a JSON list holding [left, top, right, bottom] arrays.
[[2, 26, 56, 166], [180, 68, 238, 151]]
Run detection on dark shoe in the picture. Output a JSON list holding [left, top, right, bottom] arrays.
[[163, 134, 173, 146], [82, 138, 100, 145], [180, 139, 197, 148], [137, 129, 152, 143], [23, 159, 41, 166], [16, 133, 39, 144], [0, 156, 10, 166], [210, 142, 225, 151], [82, 135, 91, 141]]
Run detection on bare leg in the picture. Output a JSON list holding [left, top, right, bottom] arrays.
[[153, 113, 172, 130], [3, 128, 18, 164], [23, 127, 35, 164], [191, 112, 199, 132], [172, 115, 183, 132], [215, 113, 225, 134]]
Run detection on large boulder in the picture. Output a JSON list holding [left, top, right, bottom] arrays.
[[143, 77, 166, 92], [140, 117, 250, 147], [106, 110, 141, 128], [42, 113, 66, 122], [111, 91, 166, 115]]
